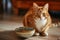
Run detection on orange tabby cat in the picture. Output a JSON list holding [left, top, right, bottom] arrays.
[[23, 3, 52, 36]]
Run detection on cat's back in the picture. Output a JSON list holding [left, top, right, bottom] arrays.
[[23, 8, 35, 27]]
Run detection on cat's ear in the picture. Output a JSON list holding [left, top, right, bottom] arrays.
[[33, 3, 39, 8], [43, 3, 49, 11]]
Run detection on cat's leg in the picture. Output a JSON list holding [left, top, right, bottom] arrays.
[[40, 17, 51, 36], [40, 20, 51, 36], [40, 26, 49, 36]]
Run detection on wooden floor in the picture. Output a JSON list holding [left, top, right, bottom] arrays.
[[26, 27, 60, 40], [0, 16, 60, 40]]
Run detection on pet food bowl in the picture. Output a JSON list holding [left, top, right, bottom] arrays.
[[15, 27, 35, 38]]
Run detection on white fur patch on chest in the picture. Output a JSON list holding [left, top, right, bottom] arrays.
[[34, 17, 47, 32]]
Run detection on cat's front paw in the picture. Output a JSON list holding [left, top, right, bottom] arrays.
[[40, 32, 48, 36]]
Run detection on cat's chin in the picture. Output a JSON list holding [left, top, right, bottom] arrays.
[[39, 32, 48, 36]]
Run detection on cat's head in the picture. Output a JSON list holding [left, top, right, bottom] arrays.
[[33, 3, 49, 18]]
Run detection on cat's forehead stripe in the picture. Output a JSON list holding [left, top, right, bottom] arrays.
[[38, 7, 43, 8]]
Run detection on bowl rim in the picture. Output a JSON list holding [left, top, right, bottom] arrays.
[[15, 27, 35, 33]]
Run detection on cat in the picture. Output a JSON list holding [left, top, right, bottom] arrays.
[[23, 3, 52, 36]]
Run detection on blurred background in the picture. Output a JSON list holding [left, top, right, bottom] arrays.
[[0, 0, 60, 30], [0, 0, 60, 40], [0, 0, 60, 20], [0, 0, 60, 21]]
